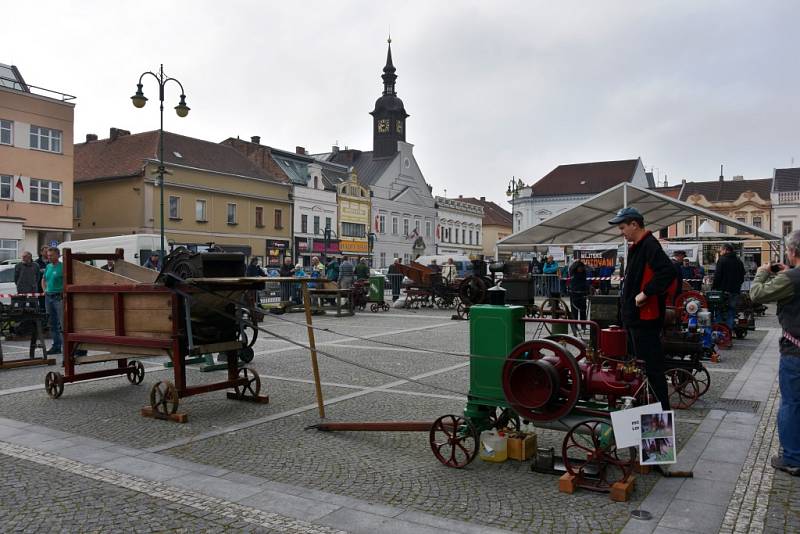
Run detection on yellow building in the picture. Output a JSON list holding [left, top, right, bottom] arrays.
[[74, 129, 292, 263], [337, 169, 371, 257], [0, 64, 76, 258]]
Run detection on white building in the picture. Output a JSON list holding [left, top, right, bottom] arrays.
[[772, 167, 800, 239], [510, 158, 652, 232], [435, 195, 484, 257]]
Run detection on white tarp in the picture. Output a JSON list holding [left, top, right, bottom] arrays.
[[498, 182, 781, 250]]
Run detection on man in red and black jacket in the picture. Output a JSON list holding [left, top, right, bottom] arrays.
[[609, 207, 676, 410]]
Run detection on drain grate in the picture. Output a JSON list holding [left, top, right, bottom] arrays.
[[708, 398, 761, 413]]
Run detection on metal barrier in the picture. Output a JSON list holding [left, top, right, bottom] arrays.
[[529, 274, 561, 297]]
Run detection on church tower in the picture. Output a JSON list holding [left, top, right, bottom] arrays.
[[370, 38, 409, 159]]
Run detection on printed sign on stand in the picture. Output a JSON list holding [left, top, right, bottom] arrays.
[[609, 403, 662, 448], [640, 411, 677, 465]]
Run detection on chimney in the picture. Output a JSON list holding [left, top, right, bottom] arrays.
[[480, 196, 486, 201], [733, 175, 744, 181], [251, 136, 260, 145], [719, 164, 724, 182], [85, 133, 98, 142], [332, 145, 339, 155], [109, 128, 130, 141], [296, 146, 306, 155], [459, 194, 463, 199], [662, 174, 668, 187]]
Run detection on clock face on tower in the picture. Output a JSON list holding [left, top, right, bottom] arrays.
[[377, 119, 390, 133], [396, 120, 404, 134]]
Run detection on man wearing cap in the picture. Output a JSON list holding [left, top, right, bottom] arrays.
[[712, 243, 745, 329], [669, 250, 686, 303], [609, 207, 676, 410]]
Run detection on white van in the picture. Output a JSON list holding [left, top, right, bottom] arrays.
[[58, 234, 162, 266], [413, 255, 476, 278]]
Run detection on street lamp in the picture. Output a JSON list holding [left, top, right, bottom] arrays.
[[131, 64, 190, 261], [323, 226, 338, 262], [506, 176, 525, 199]]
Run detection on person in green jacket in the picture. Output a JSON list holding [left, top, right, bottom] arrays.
[[355, 257, 370, 280]]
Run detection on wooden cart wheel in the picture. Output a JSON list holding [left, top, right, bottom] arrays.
[[666, 368, 700, 409], [711, 323, 733, 350], [456, 302, 470, 320], [126, 360, 146, 385], [149, 380, 179, 415], [44, 371, 64, 399], [692, 366, 711, 397], [540, 298, 569, 318], [233, 367, 262, 399], [429, 414, 478, 468], [562, 419, 635, 492]]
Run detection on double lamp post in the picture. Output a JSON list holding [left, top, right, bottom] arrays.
[[130, 64, 190, 260]]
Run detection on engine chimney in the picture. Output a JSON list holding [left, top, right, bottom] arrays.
[[251, 136, 260, 145]]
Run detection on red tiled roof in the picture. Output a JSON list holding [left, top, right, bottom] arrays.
[[653, 185, 682, 199], [459, 197, 512, 227], [75, 131, 287, 184], [531, 159, 640, 196], [679, 178, 772, 203]]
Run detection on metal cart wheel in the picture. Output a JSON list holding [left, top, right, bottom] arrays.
[[711, 323, 733, 349], [233, 367, 262, 400], [456, 302, 470, 320], [45, 371, 64, 399], [488, 407, 521, 432], [562, 418, 635, 492], [149, 380, 179, 416], [666, 368, 700, 409], [126, 360, 146, 385], [429, 414, 478, 468], [370, 303, 379, 312], [692, 366, 711, 397]]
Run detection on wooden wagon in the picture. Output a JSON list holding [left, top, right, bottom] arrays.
[[44, 249, 268, 422]]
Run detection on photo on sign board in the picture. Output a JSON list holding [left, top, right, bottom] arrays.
[[639, 411, 676, 465]]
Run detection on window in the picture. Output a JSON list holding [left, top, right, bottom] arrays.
[[325, 217, 332, 231], [469, 230, 473, 245], [752, 216, 762, 229], [0, 120, 11, 145], [227, 203, 237, 225], [195, 199, 207, 222], [29, 126, 62, 153], [380, 252, 386, 268], [274, 209, 283, 229], [462, 229, 466, 243], [425, 221, 431, 238], [342, 222, 366, 238], [301, 214, 308, 233], [415, 219, 420, 233], [74, 197, 83, 219], [684, 219, 693, 235], [255, 206, 264, 227], [0, 175, 12, 200], [29, 179, 61, 204], [736, 217, 747, 235], [379, 215, 385, 234], [718, 222, 727, 234], [784, 221, 793, 236], [403, 218, 409, 236], [168, 196, 180, 219], [392, 217, 398, 235], [476, 230, 481, 245], [313, 216, 320, 235], [0, 240, 18, 262]]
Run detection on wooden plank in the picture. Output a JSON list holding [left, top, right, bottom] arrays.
[[71, 261, 139, 286], [113, 261, 158, 284], [73, 309, 114, 331], [72, 293, 172, 311], [74, 353, 127, 364], [81, 344, 168, 357], [72, 308, 171, 333], [0, 358, 56, 369], [69, 329, 170, 340]]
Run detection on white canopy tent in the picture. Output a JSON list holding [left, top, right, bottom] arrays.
[[497, 182, 782, 259]]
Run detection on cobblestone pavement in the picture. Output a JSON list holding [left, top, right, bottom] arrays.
[[0, 306, 777, 533], [0, 441, 343, 534]]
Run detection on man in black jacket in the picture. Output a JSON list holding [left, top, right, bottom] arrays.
[[568, 258, 588, 329], [609, 207, 676, 410], [712, 243, 745, 329]]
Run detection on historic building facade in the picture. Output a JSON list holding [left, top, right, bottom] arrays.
[[0, 64, 76, 258], [434, 196, 483, 257], [460, 196, 513, 259], [771, 167, 800, 238], [316, 40, 436, 268]]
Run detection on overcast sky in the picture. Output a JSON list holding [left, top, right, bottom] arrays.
[[5, 1, 799, 209]]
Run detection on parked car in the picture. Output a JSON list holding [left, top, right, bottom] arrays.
[[0, 264, 18, 304]]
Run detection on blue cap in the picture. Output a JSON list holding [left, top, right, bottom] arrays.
[[608, 207, 644, 225]]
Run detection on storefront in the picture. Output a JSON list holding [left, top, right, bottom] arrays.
[[312, 239, 340, 260], [266, 239, 290, 267], [340, 239, 370, 257]]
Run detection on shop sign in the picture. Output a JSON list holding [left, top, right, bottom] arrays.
[[312, 240, 340, 253], [340, 239, 368, 253], [266, 239, 289, 250]]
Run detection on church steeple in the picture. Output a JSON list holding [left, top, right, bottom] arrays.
[[371, 37, 408, 159]]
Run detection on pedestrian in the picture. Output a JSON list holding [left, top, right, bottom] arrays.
[[101, 259, 115, 272], [442, 257, 457, 284], [144, 252, 162, 271], [429, 259, 442, 274], [542, 255, 559, 296], [41, 247, 64, 355], [35, 245, 49, 271], [246, 257, 265, 277], [750, 230, 800, 475], [608, 207, 675, 411], [529, 255, 542, 275], [278, 257, 294, 302], [711, 243, 745, 329], [670, 250, 686, 302], [387, 257, 402, 301], [355, 257, 370, 280], [293, 262, 307, 304], [310, 256, 325, 277], [14, 251, 39, 295], [568, 258, 588, 328], [325, 256, 340, 282], [680, 258, 694, 284], [338, 257, 355, 289]]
